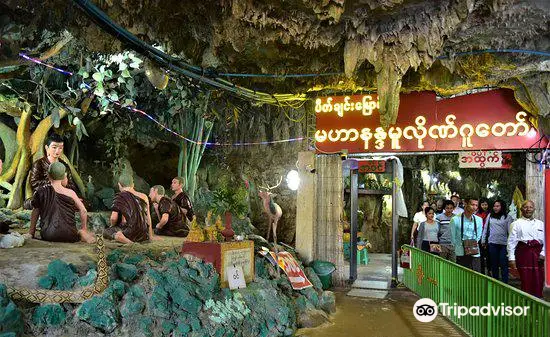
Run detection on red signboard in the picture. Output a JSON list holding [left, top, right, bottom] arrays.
[[358, 160, 386, 173], [315, 89, 546, 154], [545, 169, 550, 287]]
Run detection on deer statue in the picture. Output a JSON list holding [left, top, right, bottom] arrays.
[[258, 176, 283, 247]]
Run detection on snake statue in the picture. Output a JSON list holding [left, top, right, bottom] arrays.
[[6, 235, 109, 303]]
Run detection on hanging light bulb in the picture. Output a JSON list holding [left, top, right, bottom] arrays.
[[286, 170, 300, 191]]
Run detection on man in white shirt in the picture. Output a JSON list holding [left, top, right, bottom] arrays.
[[507, 200, 545, 298], [451, 195, 464, 215]]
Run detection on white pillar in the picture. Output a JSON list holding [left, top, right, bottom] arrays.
[[295, 151, 316, 263], [526, 153, 545, 220]]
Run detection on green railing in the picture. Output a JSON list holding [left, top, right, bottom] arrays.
[[402, 245, 550, 337]]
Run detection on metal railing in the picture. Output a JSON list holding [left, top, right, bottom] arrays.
[[402, 245, 550, 337]]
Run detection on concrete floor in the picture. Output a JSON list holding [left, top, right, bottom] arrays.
[[296, 290, 468, 337]]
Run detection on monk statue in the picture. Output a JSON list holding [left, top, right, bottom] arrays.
[[170, 176, 194, 222], [31, 133, 76, 192], [29, 162, 95, 243], [104, 174, 158, 244], [149, 185, 189, 237], [24, 134, 76, 209]]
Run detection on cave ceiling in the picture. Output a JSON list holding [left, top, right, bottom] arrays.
[[1, 0, 550, 123]]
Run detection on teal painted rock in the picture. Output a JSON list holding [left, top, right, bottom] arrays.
[[299, 287, 320, 308], [32, 304, 66, 327], [107, 249, 124, 264], [120, 291, 145, 318], [115, 263, 138, 282], [0, 285, 23, 336], [319, 291, 336, 314], [104, 280, 127, 301], [124, 254, 145, 265], [78, 269, 97, 287], [138, 316, 154, 337], [304, 267, 323, 291], [39, 260, 78, 290], [76, 295, 119, 333]]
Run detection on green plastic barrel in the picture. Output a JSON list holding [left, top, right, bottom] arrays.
[[311, 260, 336, 290]]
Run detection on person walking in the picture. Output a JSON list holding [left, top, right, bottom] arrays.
[[415, 207, 440, 255], [437, 200, 456, 262], [477, 197, 491, 275], [451, 197, 483, 272], [507, 200, 545, 298], [482, 199, 513, 283], [410, 201, 429, 243]]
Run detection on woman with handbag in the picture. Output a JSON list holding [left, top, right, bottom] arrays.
[[481, 199, 513, 283], [415, 207, 441, 255]]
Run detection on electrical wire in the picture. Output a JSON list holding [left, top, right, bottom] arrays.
[[437, 49, 550, 59], [18, 53, 309, 146], [71, 0, 307, 106]]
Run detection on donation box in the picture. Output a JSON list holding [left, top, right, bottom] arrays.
[[181, 241, 255, 288]]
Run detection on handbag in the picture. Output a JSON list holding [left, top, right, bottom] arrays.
[[461, 214, 479, 255], [429, 243, 442, 253]]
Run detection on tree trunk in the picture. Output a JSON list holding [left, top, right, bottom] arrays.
[[6, 107, 32, 209], [0, 121, 17, 168]]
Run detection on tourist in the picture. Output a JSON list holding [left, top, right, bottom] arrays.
[[29, 162, 95, 243], [477, 197, 491, 275], [170, 176, 194, 222], [451, 195, 464, 215], [410, 201, 429, 243], [482, 199, 512, 283], [451, 197, 482, 272], [149, 185, 189, 237], [437, 200, 456, 262], [435, 199, 444, 215], [507, 200, 545, 298], [415, 207, 440, 255], [104, 174, 155, 244]]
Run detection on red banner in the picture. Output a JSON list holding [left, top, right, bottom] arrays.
[[315, 89, 545, 154]]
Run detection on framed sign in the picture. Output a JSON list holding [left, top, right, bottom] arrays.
[[315, 89, 545, 154], [220, 241, 254, 288]]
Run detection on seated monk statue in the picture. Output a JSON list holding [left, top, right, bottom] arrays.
[[104, 174, 158, 244], [29, 162, 95, 243], [170, 176, 194, 222], [24, 134, 76, 209], [149, 185, 189, 237]]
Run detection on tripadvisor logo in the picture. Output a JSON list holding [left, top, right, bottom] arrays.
[[413, 298, 530, 322]]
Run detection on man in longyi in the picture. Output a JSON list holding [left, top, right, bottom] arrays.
[[29, 162, 95, 243], [170, 176, 194, 222], [508, 200, 545, 298], [150, 185, 188, 237], [104, 174, 156, 244]]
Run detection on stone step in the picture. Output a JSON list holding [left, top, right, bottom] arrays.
[[347, 288, 388, 299], [351, 279, 390, 290]]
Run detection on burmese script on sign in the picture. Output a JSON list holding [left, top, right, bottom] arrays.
[[315, 112, 530, 151], [459, 151, 505, 169], [315, 95, 380, 117], [223, 248, 253, 283]]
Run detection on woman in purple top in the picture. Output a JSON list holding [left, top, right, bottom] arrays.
[[481, 199, 513, 283]]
